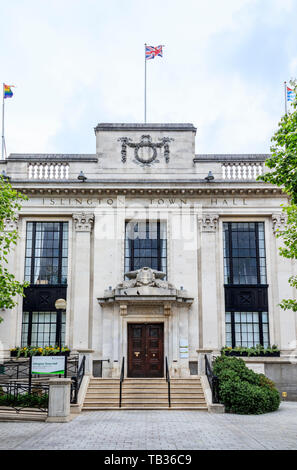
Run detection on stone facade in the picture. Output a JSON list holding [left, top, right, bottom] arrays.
[[0, 123, 296, 380]]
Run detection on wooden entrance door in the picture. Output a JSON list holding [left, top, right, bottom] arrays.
[[128, 323, 164, 378]]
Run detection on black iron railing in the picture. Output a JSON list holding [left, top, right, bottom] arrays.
[[165, 356, 171, 407], [0, 355, 79, 381], [70, 355, 86, 404], [0, 381, 49, 413], [119, 357, 125, 408], [205, 355, 220, 404]]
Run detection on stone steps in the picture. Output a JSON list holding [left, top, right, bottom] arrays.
[[82, 376, 208, 411]]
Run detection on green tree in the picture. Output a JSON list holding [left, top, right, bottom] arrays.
[[0, 174, 28, 320], [259, 80, 297, 312]]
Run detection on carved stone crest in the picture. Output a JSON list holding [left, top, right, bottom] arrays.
[[118, 135, 174, 165], [119, 267, 174, 289], [98, 267, 194, 306]]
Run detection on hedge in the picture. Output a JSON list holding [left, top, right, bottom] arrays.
[[213, 356, 280, 414]]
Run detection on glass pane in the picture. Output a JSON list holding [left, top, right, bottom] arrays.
[[224, 222, 266, 285], [125, 220, 167, 277], [24, 222, 68, 285]]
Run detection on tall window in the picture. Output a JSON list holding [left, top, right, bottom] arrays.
[[25, 222, 68, 285], [223, 222, 266, 285], [21, 311, 66, 347], [22, 222, 68, 347], [223, 222, 269, 347], [125, 221, 167, 274], [225, 312, 269, 348]]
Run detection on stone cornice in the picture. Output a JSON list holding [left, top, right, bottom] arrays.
[[94, 123, 197, 133], [194, 154, 269, 162], [7, 154, 98, 162], [12, 185, 285, 198]]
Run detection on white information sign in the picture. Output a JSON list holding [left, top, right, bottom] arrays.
[[31, 356, 65, 375], [179, 339, 189, 359]]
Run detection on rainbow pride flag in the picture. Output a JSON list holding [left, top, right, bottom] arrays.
[[3, 84, 14, 99]]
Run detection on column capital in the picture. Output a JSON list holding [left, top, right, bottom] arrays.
[[272, 212, 287, 236], [3, 216, 19, 232], [72, 212, 94, 232], [198, 213, 219, 232], [119, 304, 128, 316]]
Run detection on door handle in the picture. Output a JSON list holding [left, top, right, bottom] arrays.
[[134, 352, 140, 357]]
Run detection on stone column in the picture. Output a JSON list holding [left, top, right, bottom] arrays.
[[198, 214, 220, 351], [47, 378, 71, 422], [1, 217, 20, 355], [71, 212, 94, 350], [271, 213, 297, 351]]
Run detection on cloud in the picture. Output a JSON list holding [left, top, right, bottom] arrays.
[[0, 0, 296, 155]]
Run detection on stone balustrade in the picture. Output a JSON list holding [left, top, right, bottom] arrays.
[[222, 162, 264, 180], [28, 162, 70, 180]]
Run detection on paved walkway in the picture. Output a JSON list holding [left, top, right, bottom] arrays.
[[0, 402, 296, 450]]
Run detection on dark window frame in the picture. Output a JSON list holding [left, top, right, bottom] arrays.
[[124, 220, 167, 275], [223, 222, 267, 285], [225, 311, 270, 348], [25, 221, 68, 286], [21, 310, 66, 348]]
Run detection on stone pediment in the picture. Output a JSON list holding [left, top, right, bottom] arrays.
[[98, 267, 193, 305]]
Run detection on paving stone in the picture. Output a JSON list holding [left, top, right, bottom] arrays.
[[0, 402, 296, 450]]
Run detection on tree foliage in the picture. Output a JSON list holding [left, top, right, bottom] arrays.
[[259, 80, 297, 313], [0, 175, 28, 319], [259, 80, 297, 203]]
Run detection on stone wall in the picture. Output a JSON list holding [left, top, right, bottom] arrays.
[[265, 363, 297, 401]]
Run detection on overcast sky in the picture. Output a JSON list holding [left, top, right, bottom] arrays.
[[1, 0, 297, 156]]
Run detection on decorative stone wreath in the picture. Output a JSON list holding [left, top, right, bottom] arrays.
[[118, 135, 174, 165]]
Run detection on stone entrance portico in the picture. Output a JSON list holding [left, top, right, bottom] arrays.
[[98, 267, 193, 378]]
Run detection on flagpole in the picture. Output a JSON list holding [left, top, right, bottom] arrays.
[[144, 43, 147, 123], [1, 83, 5, 160], [284, 81, 288, 116]]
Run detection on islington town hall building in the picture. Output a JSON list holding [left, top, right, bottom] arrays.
[[1, 123, 297, 403]]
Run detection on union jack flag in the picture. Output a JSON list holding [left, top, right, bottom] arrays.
[[145, 45, 163, 60]]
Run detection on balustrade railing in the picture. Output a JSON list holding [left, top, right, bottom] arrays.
[[222, 162, 263, 180], [28, 162, 69, 180]]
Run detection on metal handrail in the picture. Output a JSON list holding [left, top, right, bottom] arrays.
[[119, 357, 125, 408], [165, 356, 171, 407], [205, 354, 220, 404], [71, 355, 85, 404]]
